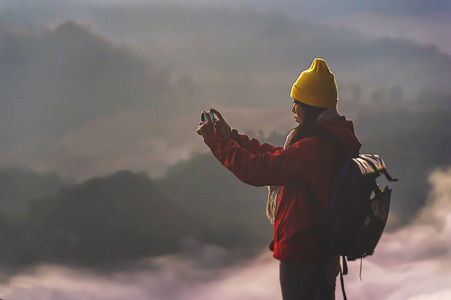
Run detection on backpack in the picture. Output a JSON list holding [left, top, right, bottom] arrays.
[[327, 154, 397, 260], [305, 135, 398, 299]]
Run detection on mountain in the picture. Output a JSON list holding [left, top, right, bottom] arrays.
[[0, 171, 196, 267]]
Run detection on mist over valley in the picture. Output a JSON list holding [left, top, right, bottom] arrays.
[[0, 1, 450, 299]]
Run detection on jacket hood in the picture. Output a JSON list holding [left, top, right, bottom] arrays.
[[316, 116, 361, 157]]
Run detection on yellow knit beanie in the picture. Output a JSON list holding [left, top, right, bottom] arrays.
[[290, 58, 338, 108]]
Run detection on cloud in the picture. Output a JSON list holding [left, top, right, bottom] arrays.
[[1, 166, 451, 299], [373, 167, 451, 264], [318, 12, 451, 56], [77, 4, 451, 101], [2, 5, 451, 181], [0, 252, 281, 300], [0, 5, 450, 299], [0, 21, 184, 176]]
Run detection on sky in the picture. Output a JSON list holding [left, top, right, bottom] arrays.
[[1, 0, 450, 56], [102, 0, 448, 58]]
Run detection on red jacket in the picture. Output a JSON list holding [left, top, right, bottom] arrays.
[[203, 116, 361, 263]]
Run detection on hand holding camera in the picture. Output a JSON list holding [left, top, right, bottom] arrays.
[[210, 108, 232, 139], [196, 108, 232, 139]]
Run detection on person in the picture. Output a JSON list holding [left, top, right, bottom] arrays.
[[196, 58, 361, 299]]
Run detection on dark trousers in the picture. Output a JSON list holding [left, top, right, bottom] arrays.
[[279, 256, 340, 300]]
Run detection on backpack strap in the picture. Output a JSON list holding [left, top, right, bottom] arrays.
[[383, 170, 399, 182], [339, 256, 348, 300]]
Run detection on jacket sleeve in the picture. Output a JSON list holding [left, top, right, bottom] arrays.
[[230, 129, 283, 155], [204, 133, 322, 186]]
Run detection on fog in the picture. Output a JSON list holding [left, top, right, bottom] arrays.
[[1, 167, 450, 299], [1, 1, 451, 299], [1, 5, 451, 180]]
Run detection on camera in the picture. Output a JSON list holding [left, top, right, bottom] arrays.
[[200, 111, 215, 122]]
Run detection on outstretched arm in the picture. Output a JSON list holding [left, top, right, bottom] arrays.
[[203, 134, 320, 186], [230, 130, 284, 155]]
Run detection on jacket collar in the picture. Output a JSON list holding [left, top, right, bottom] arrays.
[[316, 108, 341, 125]]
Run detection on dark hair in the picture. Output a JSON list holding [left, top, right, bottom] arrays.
[[288, 101, 326, 147]]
